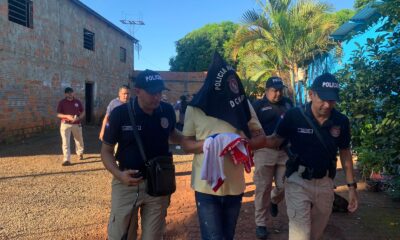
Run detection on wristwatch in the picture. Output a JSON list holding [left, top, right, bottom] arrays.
[[347, 182, 357, 189]]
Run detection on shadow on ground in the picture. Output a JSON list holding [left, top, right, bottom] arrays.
[[0, 125, 102, 157], [1, 125, 400, 240], [0, 126, 190, 158]]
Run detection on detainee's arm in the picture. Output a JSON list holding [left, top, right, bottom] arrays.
[[180, 106, 204, 154], [181, 136, 205, 154], [339, 148, 358, 213]]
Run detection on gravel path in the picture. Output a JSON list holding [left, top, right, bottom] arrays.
[[0, 126, 399, 239]]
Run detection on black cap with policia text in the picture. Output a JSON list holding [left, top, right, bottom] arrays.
[[310, 73, 340, 101], [134, 69, 170, 94], [265, 76, 284, 90]]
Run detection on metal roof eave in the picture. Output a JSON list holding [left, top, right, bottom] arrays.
[[351, 4, 380, 22], [329, 2, 382, 41], [330, 22, 360, 38], [70, 0, 138, 44]]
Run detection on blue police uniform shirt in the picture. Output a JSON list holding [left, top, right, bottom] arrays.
[[103, 98, 176, 172], [252, 96, 293, 135], [276, 103, 351, 171]]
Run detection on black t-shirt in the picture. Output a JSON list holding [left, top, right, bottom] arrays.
[[276, 103, 351, 171], [253, 96, 293, 135], [103, 98, 176, 172]]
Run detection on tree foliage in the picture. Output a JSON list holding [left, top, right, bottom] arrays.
[[234, 0, 337, 103], [326, 9, 355, 26], [169, 22, 238, 71], [376, 0, 400, 31], [354, 0, 375, 10], [336, 0, 400, 179]]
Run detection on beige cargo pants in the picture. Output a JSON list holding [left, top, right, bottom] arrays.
[[107, 178, 170, 240], [285, 172, 334, 240], [253, 147, 288, 227]]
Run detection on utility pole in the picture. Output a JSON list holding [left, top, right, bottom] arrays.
[[120, 19, 144, 25], [120, 19, 145, 59]]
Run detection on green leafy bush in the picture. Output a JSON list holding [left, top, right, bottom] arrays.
[[336, 31, 400, 179], [387, 176, 400, 201], [336, 0, 400, 200]]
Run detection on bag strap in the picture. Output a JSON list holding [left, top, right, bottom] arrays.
[[298, 107, 334, 158], [127, 98, 148, 164], [121, 99, 144, 240]]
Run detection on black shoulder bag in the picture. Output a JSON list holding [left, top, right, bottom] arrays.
[[127, 100, 176, 197], [298, 107, 337, 179]]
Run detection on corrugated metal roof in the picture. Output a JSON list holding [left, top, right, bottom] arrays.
[[70, 0, 138, 43], [330, 22, 360, 39], [351, 6, 377, 22], [329, 1, 381, 40]]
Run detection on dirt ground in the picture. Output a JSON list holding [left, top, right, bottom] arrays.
[[0, 126, 399, 240]]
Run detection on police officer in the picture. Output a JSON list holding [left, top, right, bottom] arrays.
[[252, 73, 358, 240], [99, 85, 130, 141], [252, 77, 293, 239], [101, 69, 182, 240]]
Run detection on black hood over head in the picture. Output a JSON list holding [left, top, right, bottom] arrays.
[[189, 52, 251, 137]]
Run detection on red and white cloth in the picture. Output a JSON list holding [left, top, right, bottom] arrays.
[[201, 133, 254, 192]]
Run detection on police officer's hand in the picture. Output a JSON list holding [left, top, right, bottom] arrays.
[[347, 188, 358, 212], [118, 170, 143, 186]]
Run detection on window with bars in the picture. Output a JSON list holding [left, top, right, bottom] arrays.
[[120, 47, 127, 62], [83, 29, 95, 51], [8, 0, 33, 28]]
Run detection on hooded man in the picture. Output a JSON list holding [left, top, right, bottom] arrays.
[[181, 52, 265, 240]]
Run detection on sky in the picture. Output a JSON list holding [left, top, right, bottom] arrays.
[[80, 0, 355, 71]]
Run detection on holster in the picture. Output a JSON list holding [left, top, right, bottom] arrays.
[[283, 147, 337, 180], [285, 153, 300, 178]]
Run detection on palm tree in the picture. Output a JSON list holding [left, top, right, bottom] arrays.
[[234, 0, 337, 104]]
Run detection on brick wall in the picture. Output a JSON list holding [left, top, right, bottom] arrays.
[[132, 71, 207, 105], [0, 0, 134, 143]]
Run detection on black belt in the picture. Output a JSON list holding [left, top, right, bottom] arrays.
[[298, 165, 328, 180]]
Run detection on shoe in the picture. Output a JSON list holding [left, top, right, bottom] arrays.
[[62, 161, 72, 166], [256, 226, 268, 239], [79, 154, 84, 160], [270, 203, 278, 217]]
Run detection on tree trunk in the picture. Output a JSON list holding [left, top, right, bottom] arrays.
[[289, 67, 297, 106]]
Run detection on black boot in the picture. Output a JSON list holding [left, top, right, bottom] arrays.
[[270, 203, 278, 217], [256, 226, 269, 239]]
